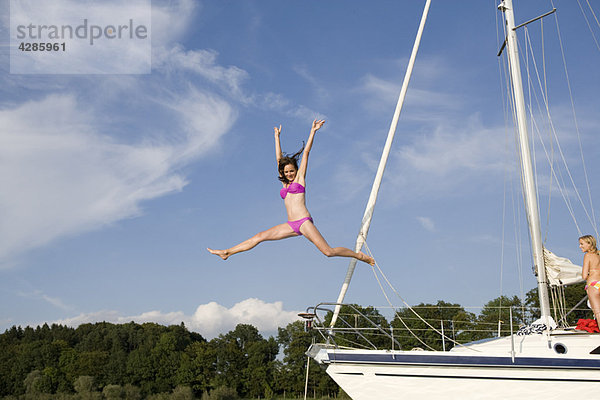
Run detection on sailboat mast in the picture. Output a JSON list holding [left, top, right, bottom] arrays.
[[329, 0, 432, 328], [500, 0, 551, 319]]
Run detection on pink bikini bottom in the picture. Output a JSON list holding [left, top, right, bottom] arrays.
[[287, 217, 313, 236]]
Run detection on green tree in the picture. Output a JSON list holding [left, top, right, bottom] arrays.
[[39, 366, 61, 394], [276, 320, 337, 398], [122, 384, 141, 400], [210, 324, 276, 397], [391, 301, 475, 350], [474, 295, 526, 340], [244, 337, 278, 398], [125, 346, 154, 394], [171, 385, 194, 400], [176, 341, 214, 396], [23, 370, 42, 395], [76, 351, 109, 383], [323, 304, 391, 350], [0, 322, 208, 398], [526, 283, 588, 325], [102, 384, 123, 400], [73, 375, 102, 400], [150, 332, 183, 393], [206, 386, 239, 400], [74, 376, 95, 394]]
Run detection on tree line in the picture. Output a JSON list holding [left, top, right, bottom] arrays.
[[0, 320, 339, 400], [0, 283, 587, 399]]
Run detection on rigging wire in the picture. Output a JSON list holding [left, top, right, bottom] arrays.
[[495, 0, 509, 306], [496, 0, 506, 307], [584, 0, 600, 30], [576, 0, 600, 51], [540, 19, 556, 245], [520, 30, 582, 234], [501, 26, 527, 296], [519, 13, 598, 237], [496, 4, 506, 306], [505, 3, 599, 242], [524, 26, 557, 242], [497, 9, 527, 306], [523, 27, 544, 252], [539, 16, 556, 245], [360, 235, 480, 352], [505, 4, 599, 320], [550, 1, 599, 237]]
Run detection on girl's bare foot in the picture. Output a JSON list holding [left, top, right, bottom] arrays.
[[358, 251, 375, 266], [207, 248, 229, 260]]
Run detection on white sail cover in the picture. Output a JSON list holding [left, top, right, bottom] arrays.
[[543, 248, 584, 287]]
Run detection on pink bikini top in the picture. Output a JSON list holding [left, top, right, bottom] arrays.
[[280, 182, 305, 199]]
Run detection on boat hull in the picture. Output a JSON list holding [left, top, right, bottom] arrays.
[[309, 333, 600, 399], [327, 361, 600, 399]]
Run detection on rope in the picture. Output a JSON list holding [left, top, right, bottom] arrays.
[[363, 243, 435, 351], [360, 235, 480, 352]]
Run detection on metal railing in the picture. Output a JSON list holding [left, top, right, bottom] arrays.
[[299, 302, 594, 352]]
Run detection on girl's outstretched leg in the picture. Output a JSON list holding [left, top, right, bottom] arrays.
[[300, 221, 375, 265], [207, 223, 297, 260]]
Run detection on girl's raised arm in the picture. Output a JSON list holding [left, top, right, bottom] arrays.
[[274, 125, 283, 165], [296, 119, 325, 181]]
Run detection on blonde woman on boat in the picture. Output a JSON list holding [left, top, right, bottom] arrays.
[[580, 234, 600, 320], [208, 119, 374, 266]]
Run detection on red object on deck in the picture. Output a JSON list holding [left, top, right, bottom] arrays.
[[576, 319, 600, 333]]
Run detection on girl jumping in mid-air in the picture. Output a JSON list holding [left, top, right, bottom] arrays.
[[208, 119, 374, 266]]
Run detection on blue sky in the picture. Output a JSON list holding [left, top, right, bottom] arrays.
[[1, 0, 599, 339]]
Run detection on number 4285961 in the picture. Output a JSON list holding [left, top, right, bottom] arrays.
[[19, 42, 66, 51]]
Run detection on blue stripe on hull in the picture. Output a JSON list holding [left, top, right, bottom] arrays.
[[368, 373, 600, 382], [328, 352, 600, 369]]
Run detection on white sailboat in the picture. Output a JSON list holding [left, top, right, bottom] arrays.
[[305, 1, 600, 398]]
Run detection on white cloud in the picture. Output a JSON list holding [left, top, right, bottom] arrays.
[[383, 117, 508, 199], [153, 46, 250, 102], [417, 216, 436, 232], [189, 298, 300, 338], [0, 92, 235, 266], [399, 124, 505, 175], [160, 88, 238, 162], [293, 65, 330, 104], [359, 74, 400, 110], [51, 298, 301, 339], [18, 290, 73, 311], [150, 0, 197, 47], [151, 41, 319, 120], [330, 162, 373, 204], [358, 72, 460, 119]]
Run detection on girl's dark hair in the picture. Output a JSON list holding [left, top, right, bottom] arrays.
[[278, 143, 305, 183]]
